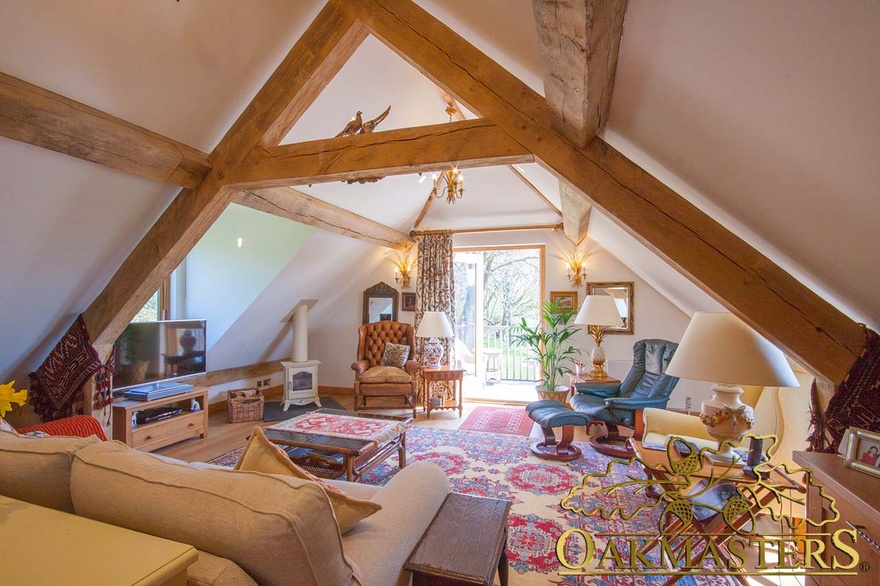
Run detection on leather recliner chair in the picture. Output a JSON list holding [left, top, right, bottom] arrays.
[[571, 339, 679, 451]]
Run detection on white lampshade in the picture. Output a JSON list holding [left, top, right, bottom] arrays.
[[666, 312, 799, 387], [574, 295, 625, 328], [416, 311, 454, 338]]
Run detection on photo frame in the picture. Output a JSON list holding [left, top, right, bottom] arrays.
[[549, 291, 578, 312], [843, 427, 880, 478], [586, 282, 634, 334], [401, 292, 417, 312]]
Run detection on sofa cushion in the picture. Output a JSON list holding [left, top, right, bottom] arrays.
[[358, 366, 412, 384], [71, 441, 354, 586], [188, 551, 258, 586], [0, 430, 100, 512], [235, 426, 381, 533], [381, 343, 410, 368]]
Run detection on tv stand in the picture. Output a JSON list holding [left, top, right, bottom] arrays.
[[112, 388, 208, 452]]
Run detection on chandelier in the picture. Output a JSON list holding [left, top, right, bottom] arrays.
[[430, 105, 465, 204], [431, 167, 464, 204]]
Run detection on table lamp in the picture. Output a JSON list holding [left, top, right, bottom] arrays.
[[573, 295, 625, 378], [417, 311, 454, 369], [665, 312, 799, 463]]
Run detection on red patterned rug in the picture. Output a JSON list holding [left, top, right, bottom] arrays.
[[208, 427, 735, 585], [458, 405, 534, 436]]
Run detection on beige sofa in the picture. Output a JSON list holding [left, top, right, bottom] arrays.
[[0, 431, 449, 586]]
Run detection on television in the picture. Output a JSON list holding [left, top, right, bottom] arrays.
[[112, 319, 207, 391]]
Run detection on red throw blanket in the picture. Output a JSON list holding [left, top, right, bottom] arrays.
[[810, 326, 880, 452]]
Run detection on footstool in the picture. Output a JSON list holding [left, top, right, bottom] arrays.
[[525, 400, 593, 461]]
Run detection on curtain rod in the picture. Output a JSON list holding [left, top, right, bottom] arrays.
[[410, 224, 562, 237]]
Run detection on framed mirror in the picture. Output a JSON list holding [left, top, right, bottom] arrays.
[[363, 281, 399, 324], [586, 281, 634, 334]]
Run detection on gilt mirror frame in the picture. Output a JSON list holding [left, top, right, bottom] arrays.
[[363, 281, 399, 324], [586, 281, 634, 334]]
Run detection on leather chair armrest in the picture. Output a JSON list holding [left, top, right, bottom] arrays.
[[604, 396, 669, 410], [404, 359, 421, 376], [351, 360, 370, 375], [574, 382, 621, 398]]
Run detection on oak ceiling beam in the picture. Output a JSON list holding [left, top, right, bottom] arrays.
[[532, 0, 626, 147], [0, 72, 211, 188], [533, 0, 626, 243], [225, 119, 533, 188], [559, 182, 591, 245], [341, 0, 864, 383], [82, 3, 368, 346], [235, 187, 413, 250]]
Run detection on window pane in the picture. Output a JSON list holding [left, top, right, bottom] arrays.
[[132, 291, 159, 322]]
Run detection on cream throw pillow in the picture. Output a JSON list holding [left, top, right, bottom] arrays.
[[235, 426, 381, 533], [381, 343, 411, 368]]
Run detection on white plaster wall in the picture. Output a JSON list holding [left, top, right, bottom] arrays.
[[185, 204, 315, 348], [311, 252, 415, 388]]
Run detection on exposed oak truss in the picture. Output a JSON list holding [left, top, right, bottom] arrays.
[[1, 0, 865, 385]]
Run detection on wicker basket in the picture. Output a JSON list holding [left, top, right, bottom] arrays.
[[227, 388, 264, 423]]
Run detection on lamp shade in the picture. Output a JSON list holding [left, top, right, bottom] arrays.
[[665, 312, 799, 387], [416, 311, 454, 338], [574, 295, 625, 328]]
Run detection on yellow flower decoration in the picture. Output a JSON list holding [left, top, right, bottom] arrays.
[[0, 380, 28, 418]]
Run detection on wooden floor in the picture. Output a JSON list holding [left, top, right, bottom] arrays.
[[156, 393, 570, 463]]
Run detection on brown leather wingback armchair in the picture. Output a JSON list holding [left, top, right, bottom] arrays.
[[351, 321, 420, 418]]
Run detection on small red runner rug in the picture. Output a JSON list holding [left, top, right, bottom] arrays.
[[458, 406, 533, 437]]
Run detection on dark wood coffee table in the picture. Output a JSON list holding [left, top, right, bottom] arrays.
[[405, 493, 511, 586], [262, 409, 412, 482]]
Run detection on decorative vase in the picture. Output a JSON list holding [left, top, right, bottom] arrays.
[[536, 384, 569, 403], [699, 384, 755, 463], [423, 338, 444, 369]]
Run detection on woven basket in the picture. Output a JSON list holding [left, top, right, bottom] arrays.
[[227, 388, 264, 423]]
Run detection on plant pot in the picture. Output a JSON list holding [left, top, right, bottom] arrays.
[[536, 384, 569, 403]]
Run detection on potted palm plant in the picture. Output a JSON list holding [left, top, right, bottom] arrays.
[[511, 300, 581, 401]]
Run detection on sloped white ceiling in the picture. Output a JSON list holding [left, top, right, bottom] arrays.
[[0, 0, 877, 385], [0, 139, 175, 380], [606, 0, 880, 326]]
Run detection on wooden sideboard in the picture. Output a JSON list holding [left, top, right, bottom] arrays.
[[793, 451, 880, 586], [112, 387, 208, 452]]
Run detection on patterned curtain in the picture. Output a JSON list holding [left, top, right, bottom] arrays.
[[415, 233, 455, 366]]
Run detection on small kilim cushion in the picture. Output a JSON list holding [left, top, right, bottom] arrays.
[[235, 426, 381, 533], [358, 366, 413, 384], [381, 343, 410, 368]]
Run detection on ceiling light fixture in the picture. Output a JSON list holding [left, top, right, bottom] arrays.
[[431, 106, 465, 204]]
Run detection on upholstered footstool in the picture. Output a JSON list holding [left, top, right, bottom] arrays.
[[525, 400, 593, 461]]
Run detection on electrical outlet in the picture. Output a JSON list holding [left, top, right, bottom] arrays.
[[256, 381, 263, 388]]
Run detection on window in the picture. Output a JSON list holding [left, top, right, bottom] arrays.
[[131, 279, 170, 323]]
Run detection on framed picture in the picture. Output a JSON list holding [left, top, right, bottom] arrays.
[[586, 281, 634, 335], [844, 427, 880, 478], [549, 291, 578, 312], [401, 292, 417, 312]]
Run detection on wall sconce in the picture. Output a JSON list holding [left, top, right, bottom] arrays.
[[390, 251, 415, 289], [564, 249, 589, 287]]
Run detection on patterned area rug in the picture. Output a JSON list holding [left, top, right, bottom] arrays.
[[458, 405, 534, 436], [209, 426, 737, 584]]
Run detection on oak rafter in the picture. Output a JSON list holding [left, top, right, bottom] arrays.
[[225, 119, 533, 189], [0, 72, 211, 188]]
